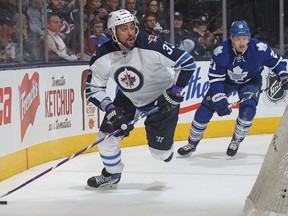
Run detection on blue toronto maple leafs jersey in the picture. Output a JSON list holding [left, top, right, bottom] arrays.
[[208, 38, 288, 94], [86, 31, 196, 109]]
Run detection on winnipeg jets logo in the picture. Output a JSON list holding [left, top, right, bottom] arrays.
[[227, 66, 248, 83], [114, 66, 143, 92], [148, 35, 157, 44], [121, 68, 137, 87]]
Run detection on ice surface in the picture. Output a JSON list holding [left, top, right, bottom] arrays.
[[0, 134, 272, 216]]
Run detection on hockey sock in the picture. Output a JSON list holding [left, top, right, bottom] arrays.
[[232, 117, 252, 142], [188, 119, 208, 145]]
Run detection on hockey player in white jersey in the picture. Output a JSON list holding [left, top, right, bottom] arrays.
[[178, 20, 288, 158], [85, 9, 196, 188]]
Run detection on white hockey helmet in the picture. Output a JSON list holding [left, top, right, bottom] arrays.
[[108, 9, 135, 30], [107, 9, 138, 43]]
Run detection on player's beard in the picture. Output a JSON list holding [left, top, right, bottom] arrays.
[[119, 36, 136, 51]]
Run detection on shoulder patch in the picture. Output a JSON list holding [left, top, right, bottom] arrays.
[[148, 34, 158, 44], [213, 46, 223, 56], [256, 42, 267, 52]]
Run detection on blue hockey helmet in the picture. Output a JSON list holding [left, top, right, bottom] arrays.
[[230, 20, 250, 37]]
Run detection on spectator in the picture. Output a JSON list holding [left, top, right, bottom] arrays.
[[104, 0, 121, 13], [13, 0, 31, 61], [26, 0, 45, 61], [70, 0, 88, 24], [145, 0, 168, 30], [0, 0, 29, 46], [47, 0, 73, 34], [47, 13, 81, 61], [65, 15, 96, 60], [102, 0, 121, 37], [190, 15, 209, 38], [162, 11, 191, 47], [0, 0, 17, 18], [125, 0, 140, 26], [134, 0, 146, 22], [158, 1, 165, 14], [158, 1, 169, 29], [0, 16, 18, 63], [141, 13, 163, 37], [90, 17, 109, 48], [85, 0, 107, 21], [27, 0, 45, 38], [213, 19, 223, 43], [179, 32, 216, 58], [14, 0, 29, 43]]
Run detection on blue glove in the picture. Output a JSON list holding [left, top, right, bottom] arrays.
[[156, 86, 184, 112], [278, 74, 288, 90], [105, 104, 133, 137], [212, 93, 232, 116]]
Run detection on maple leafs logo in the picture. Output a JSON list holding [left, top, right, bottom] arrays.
[[227, 65, 248, 83], [256, 42, 267, 52], [213, 46, 223, 56]]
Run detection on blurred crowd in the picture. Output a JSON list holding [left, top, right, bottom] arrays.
[[0, 0, 285, 64]]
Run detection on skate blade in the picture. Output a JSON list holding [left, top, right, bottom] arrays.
[[85, 183, 118, 190], [226, 155, 235, 160], [176, 152, 193, 158]]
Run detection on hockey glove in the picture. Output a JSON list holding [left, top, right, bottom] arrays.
[[105, 104, 132, 137], [156, 86, 184, 113], [212, 93, 232, 117], [278, 74, 288, 90]]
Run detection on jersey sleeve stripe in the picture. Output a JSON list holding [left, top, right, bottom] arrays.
[[210, 78, 226, 83], [208, 72, 226, 78], [175, 53, 196, 70], [270, 57, 284, 70]]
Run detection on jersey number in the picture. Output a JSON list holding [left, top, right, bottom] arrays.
[[270, 50, 278, 58], [163, 44, 173, 55], [210, 59, 216, 70]]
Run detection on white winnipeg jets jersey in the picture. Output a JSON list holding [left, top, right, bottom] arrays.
[[86, 32, 196, 109]]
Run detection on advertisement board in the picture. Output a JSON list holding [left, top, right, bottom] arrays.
[[0, 62, 287, 158]]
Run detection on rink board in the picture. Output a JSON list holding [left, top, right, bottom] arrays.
[[0, 62, 287, 180]]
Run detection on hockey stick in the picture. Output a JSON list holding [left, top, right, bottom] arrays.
[[0, 106, 159, 200], [229, 77, 288, 108]]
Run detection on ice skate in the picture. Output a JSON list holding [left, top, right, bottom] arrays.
[[177, 144, 197, 158], [86, 168, 121, 189], [226, 140, 240, 159]]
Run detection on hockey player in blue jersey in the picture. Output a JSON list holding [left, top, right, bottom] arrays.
[[85, 9, 196, 188], [178, 20, 288, 158]]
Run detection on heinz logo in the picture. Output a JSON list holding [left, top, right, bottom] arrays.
[[19, 72, 40, 142], [0, 87, 12, 126]]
